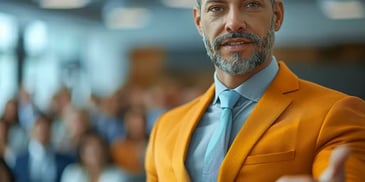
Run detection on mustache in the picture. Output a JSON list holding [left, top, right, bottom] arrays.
[[213, 32, 261, 50]]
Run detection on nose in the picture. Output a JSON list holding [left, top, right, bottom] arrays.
[[225, 8, 246, 32]]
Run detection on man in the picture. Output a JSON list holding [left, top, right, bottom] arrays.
[[145, 0, 365, 181], [13, 114, 74, 182]]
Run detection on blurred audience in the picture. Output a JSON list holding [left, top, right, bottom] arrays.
[[0, 75, 206, 182], [12, 113, 74, 182], [61, 130, 127, 182], [89, 92, 125, 144], [17, 86, 37, 132], [111, 105, 148, 181], [2, 99, 28, 161], [143, 84, 168, 135], [49, 86, 75, 153], [49, 86, 73, 119], [0, 118, 16, 168], [0, 157, 15, 182], [53, 107, 91, 156]]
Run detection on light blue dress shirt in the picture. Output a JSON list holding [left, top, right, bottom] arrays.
[[29, 140, 57, 182], [185, 58, 279, 182]]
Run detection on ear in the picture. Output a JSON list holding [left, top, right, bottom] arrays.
[[193, 7, 203, 36], [273, 0, 284, 31]]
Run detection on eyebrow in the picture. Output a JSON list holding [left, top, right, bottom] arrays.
[[205, 0, 226, 5]]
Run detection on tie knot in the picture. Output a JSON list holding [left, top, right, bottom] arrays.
[[219, 90, 240, 109]]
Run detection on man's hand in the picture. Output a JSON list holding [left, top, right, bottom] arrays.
[[276, 145, 350, 182]]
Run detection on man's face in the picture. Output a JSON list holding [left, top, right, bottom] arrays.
[[194, 0, 283, 75], [32, 118, 51, 146]]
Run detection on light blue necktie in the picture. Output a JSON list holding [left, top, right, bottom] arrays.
[[202, 90, 241, 181]]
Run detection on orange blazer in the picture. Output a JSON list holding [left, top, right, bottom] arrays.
[[145, 61, 365, 182]]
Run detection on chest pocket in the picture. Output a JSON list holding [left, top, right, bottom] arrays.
[[245, 118, 299, 165], [245, 150, 295, 164]]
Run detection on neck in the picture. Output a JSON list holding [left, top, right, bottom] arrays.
[[216, 58, 272, 89], [87, 165, 103, 176]]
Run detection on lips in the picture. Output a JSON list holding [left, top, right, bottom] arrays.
[[220, 38, 253, 47]]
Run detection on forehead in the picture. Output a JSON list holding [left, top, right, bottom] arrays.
[[199, 0, 272, 5]]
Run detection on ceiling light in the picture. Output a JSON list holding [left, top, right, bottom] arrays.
[[319, 0, 365, 19], [38, 0, 90, 9], [161, 0, 196, 9], [104, 7, 151, 29], [0, 13, 18, 51], [24, 21, 48, 56]]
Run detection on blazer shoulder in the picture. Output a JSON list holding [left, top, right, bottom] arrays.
[[298, 78, 350, 100], [153, 83, 215, 135], [158, 95, 204, 123], [276, 62, 364, 109], [288, 78, 365, 115]]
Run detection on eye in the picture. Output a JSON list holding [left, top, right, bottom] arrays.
[[246, 1, 261, 9], [208, 6, 224, 13], [208, 6, 223, 12]]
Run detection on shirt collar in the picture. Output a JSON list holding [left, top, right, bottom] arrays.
[[214, 57, 279, 103]]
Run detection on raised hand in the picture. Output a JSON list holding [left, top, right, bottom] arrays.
[[276, 145, 350, 182]]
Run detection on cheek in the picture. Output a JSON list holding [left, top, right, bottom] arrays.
[[247, 14, 274, 36], [202, 19, 224, 39]]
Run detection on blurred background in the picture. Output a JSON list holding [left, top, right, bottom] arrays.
[[0, 0, 364, 181], [0, 0, 364, 111]]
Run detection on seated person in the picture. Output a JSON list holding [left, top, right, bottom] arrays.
[[12, 113, 74, 182], [61, 130, 127, 182]]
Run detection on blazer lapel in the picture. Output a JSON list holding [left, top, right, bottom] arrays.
[[219, 61, 299, 182], [172, 84, 216, 182]]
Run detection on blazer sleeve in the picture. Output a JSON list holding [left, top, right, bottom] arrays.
[[313, 96, 365, 181]]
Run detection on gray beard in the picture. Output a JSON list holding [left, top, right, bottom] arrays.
[[202, 23, 275, 75]]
